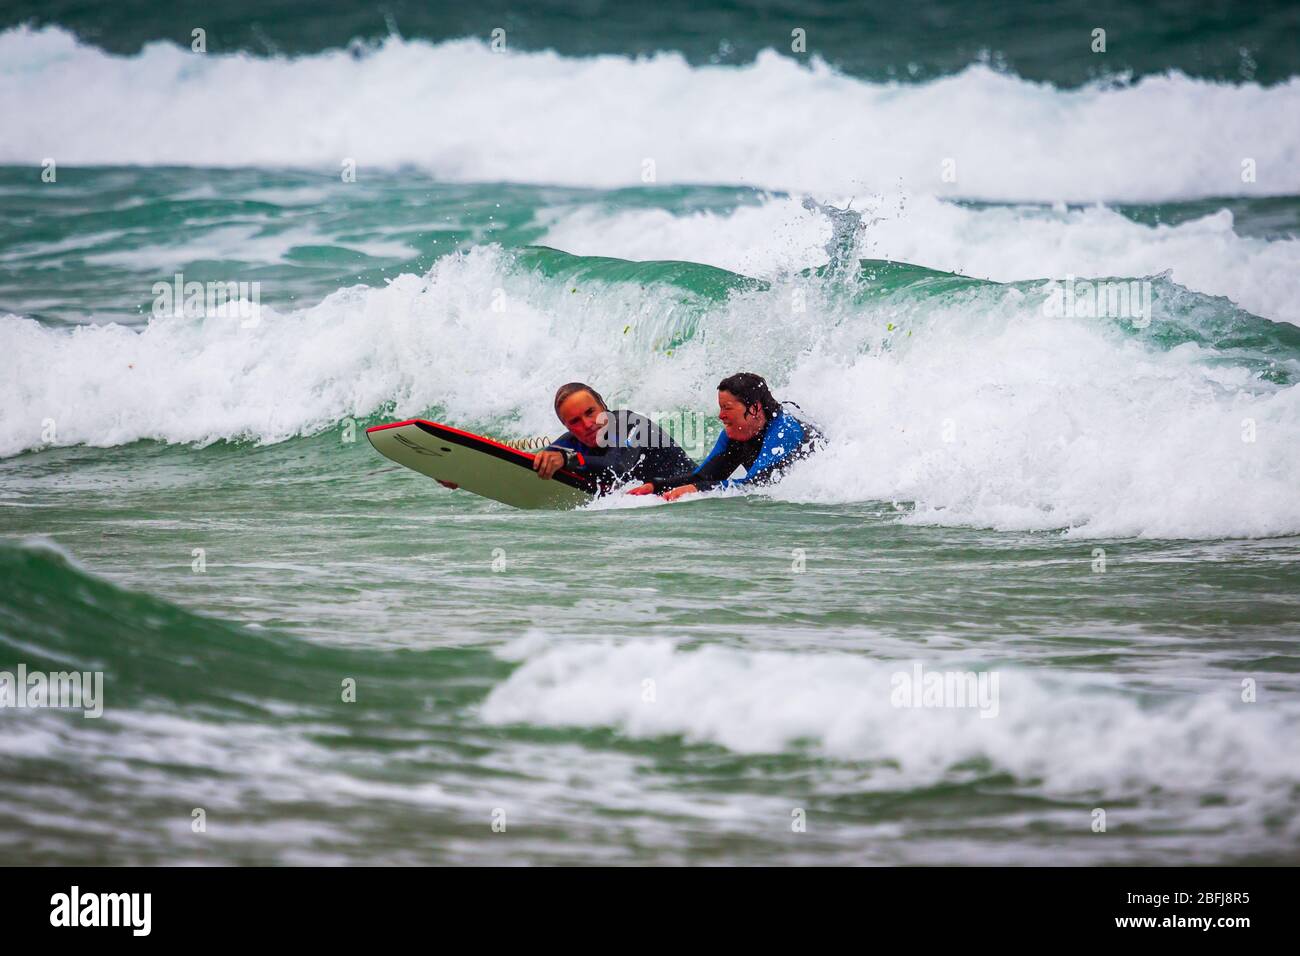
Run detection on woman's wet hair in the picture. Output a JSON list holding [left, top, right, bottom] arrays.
[[553, 382, 607, 417], [717, 372, 781, 420]]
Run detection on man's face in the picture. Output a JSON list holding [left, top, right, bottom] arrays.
[[718, 390, 765, 441], [558, 390, 608, 447]]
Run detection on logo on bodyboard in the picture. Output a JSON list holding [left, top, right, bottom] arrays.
[[393, 433, 446, 457]]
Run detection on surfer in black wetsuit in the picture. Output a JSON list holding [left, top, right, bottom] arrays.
[[628, 372, 822, 501], [533, 382, 695, 491]]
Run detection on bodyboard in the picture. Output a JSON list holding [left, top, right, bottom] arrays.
[[367, 419, 598, 510]]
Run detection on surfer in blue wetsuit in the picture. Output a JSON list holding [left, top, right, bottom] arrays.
[[628, 372, 822, 502], [533, 382, 695, 490]]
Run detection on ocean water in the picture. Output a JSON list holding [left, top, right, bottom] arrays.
[[1, 4, 1298, 865]]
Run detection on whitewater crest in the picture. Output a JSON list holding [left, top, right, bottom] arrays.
[[2, 25, 1299, 201], [482, 635, 1300, 829], [4, 242, 1298, 538]]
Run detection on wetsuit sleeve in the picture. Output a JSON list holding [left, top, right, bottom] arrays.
[[541, 433, 585, 468], [634, 443, 696, 481], [652, 431, 733, 492], [549, 432, 649, 477], [718, 417, 809, 488], [546, 433, 580, 453], [575, 445, 652, 475]]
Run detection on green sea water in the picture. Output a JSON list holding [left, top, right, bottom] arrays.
[[3, 448, 1299, 865], [4, 168, 1300, 864], [2, 4, 1299, 865]]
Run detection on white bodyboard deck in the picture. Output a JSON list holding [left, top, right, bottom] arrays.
[[367, 419, 597, 510]]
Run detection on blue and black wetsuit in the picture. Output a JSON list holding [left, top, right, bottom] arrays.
[[650, 409, 822, 493], [548, 408, 695, 491]]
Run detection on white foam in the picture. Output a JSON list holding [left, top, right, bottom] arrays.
[[2, 26, 1298, 202], [5, 240, 1298, 537], [772, 331, 1300, 539], [540, 193, 1300, 326], [482, 636, 1300, 816], [0, 245, 694, 454]]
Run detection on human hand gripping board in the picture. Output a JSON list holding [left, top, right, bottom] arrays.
[[366, 419, 598, 510]]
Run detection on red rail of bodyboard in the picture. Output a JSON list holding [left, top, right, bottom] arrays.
[[366, 419, 588, 475]]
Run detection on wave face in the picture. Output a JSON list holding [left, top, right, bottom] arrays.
[[4, 245, 1297, 538], [482, 635, 1300, 841], [3, 540, 1297, 865], [2, 25, 1299, 202]]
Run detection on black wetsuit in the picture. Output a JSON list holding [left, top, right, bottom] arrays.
[[651, 410, 821, 493], [548, 409, 695, 491]]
